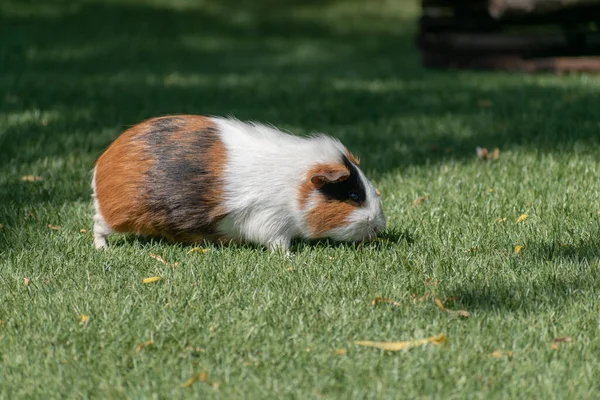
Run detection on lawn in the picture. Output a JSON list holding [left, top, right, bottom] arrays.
[[1, 0, 600, 398]]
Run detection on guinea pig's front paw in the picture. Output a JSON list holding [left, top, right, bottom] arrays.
[[267, 237, 291, 254]]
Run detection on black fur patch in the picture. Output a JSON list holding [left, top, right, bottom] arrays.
[[137, 117, 226, 240], [318, 156, 366, 206]]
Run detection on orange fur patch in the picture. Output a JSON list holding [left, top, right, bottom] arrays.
[[306, 197, 355, 236], [298, 162, 356, 235], [297, 163, 349, 209], [94, 115, 225, 240], [345, 147, 360, 166]]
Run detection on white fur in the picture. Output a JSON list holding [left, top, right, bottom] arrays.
[[211, 117, 385, 252], [91, 167, 114, 249]]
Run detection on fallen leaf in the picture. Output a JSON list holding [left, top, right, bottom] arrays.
[[514, 245, 524, 254], [149, 253, 179, 268], [433, 293, 470, 318], [412, 292, 431, 303], [79, 229, 87, 233], [181, 371, 209, 388], [550, 337, 573, 350], [23, 278, 30, 286], [48, 224, 61, 230], [287, 266, 295, 272], [335, 348, 348, 356], [489, 188, 495, 193], [375, 188, 381, 197], [489, 350, 514, 358], [354, 334, 446, 351], [143, 276, 161, 284], [425, 277, 440, 286], [187, 247, 210, 255], [463, 246, 478, 254], [243, 361, 253, 366], [516, 214, 528, 223], [211, 382, 221, 390], [305, 347, 311, 352], [21, 175, 43, 182], [476, 147, 500, 161], [371, 297, 401, 307], [414, 195, 430, 205], [79, 314, 89, 324], [136, 340, 154, 352], [495, 217, 508, 223]]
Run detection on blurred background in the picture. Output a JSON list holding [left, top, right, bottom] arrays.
[[1, 0, 599, 199]]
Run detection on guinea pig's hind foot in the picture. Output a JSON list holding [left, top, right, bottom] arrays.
[[93, 215, 114, 249]]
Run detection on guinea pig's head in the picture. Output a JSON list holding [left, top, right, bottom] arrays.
[[301, 155, 386, 243]]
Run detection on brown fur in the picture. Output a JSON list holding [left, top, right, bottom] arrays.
[[345, 148, 360, 166], [297, 163, 349, 210], [306, 197, 355, 236], [94, 115, 227, 242], [297, 163, 356, 235]]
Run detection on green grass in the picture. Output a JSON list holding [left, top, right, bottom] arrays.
[[1, 0, 600, 398]]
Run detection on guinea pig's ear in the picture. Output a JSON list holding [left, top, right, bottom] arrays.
[[310, 165, 349, 188]]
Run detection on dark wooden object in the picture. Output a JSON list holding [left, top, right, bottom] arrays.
[[417, 0, 600, 72]]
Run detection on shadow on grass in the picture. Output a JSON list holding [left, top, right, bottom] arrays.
[[1, 0, 599, 175], [452, 235, 600, 313], [1, 0, 599, 255]]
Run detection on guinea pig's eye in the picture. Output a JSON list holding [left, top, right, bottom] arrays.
[[348, 191, 360, 202]]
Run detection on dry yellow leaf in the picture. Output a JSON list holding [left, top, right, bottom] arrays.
[[136, 340, 154, 352], [489, 350, 513, 358], [149, 253, 179, 268], [476, 147, 500, 161], [550, 337, 573, 350], [514, 245, 524, 254], [187, 247, 210, 255], [433, 293, 470, 318], [516, 214, 528, 223], [21, 175, 42, 182], [464, 246, 478, 253], [143, 276, 161, 284], [354, 334, 446, 351], [80, 229, 87, 233], [414, 194, 430, 205], [79, 314, 89, 324], [425, 277, 440, 287], [375, 188, 381, 197], [495, 217, 508, 223], [489, 188, 494, 193], [335, 348, 348, 356], [371, 297, 401, 307], [23, 277, 30, 286], [48, 224, 61, 230], [412, 292, 430, 303], [181, 371, 209, 388]]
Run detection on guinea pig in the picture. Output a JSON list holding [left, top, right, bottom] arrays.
[[92, 115, 386, 252]]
